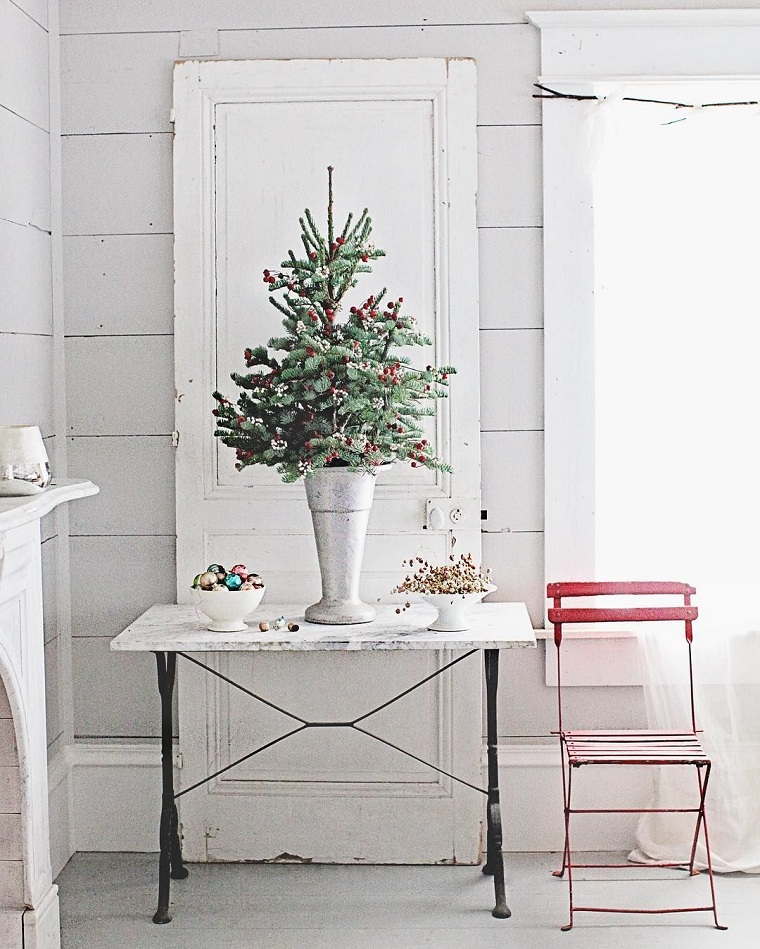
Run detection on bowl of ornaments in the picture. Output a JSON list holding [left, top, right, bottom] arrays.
[[191, 563, 265, 631]]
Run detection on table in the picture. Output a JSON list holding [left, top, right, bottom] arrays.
[[111, 601, 536, 924]]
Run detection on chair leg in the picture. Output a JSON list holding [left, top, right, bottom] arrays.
[[695, 765, 728, 931], [560, 765, 575, 931], [687, 765, 708, 876], [553, 741, 570, 880]]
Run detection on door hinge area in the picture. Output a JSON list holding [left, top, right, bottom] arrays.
[[172, 431, 180, 448]]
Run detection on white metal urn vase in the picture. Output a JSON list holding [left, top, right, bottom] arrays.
[[304, 466, 379, 625]]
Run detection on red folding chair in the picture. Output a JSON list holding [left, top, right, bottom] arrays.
[[547, 581, 726, 931]]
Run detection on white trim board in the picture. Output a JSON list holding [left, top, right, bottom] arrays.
[[527, 10, 760, 28], [51, 742, 651, 857]]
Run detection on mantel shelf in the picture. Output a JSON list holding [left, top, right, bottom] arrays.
[[0, 478, 99, 533]]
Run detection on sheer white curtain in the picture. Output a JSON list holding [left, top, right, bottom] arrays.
[[590, 93, 760, 871]]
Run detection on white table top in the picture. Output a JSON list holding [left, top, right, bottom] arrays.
[[111, 602, 536, 652]]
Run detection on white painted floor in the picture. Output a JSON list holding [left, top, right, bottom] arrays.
[[57, 852, 756, 948]]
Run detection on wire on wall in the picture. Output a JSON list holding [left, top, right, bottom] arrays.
[[534, 82, 760, 110]]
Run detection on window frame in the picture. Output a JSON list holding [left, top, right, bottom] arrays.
[[528, 9, 760, 682]]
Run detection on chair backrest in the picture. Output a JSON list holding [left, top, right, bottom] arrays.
[[547, 581, 699, 734]]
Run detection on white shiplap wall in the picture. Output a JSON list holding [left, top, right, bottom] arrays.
[[63, 0, 739, 749], [0, 0, 74, 771], [0, 0, 76, 892]]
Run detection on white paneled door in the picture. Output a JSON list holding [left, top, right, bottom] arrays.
[[173, 59, 481, 863]]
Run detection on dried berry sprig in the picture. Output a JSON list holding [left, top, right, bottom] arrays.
[[393, 552, 492, 598]]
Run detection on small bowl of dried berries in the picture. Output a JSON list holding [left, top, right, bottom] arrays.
[[393, 553, 495, 632]]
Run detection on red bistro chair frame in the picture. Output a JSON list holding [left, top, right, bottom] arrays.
[[547, 581, 726, 931]]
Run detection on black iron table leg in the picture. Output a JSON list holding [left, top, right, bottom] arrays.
[[482, 648, 511, 919], [153, 652, 187, 924]]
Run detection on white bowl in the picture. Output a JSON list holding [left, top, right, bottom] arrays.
[[421, 585, 497, 632], [192, 586, 265, 632]]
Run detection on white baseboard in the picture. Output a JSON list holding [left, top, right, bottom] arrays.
[[49, 741, 652, 858], [22, 883, 60, 949], [496, 742, 651, 852]]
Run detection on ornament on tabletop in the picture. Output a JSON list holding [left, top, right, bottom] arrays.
[[190, 561, 267, 632]]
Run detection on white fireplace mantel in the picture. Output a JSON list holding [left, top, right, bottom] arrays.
[[0, 479, 98, 949]]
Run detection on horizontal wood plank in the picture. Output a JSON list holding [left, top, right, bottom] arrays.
[[62, 132, 172, 235], [60, 31, 179, 134], [65, 335, 174, 435], [0, 812, 22, 859], [0, 767, 21, 813], [67, 435, 176, 534], [72, 637, 160, 738], [0, 333, 55, 434], [0, 684, 10, 718], [481, 430, 544, 532], [13, 0, 48, 29], [61, 25, 538, 133], [479, 227, 543, 330], [478, 125, 542, 227], [60, 0, 528, 33], [0, 219, 52, 335], [0, 106, 50, 231], [69, 535, 177, 639], [0, 859, 23, 906], [60, 0, 745, 34], [482, 529, 544, 627], [0, 0, 49, 130], [219, 24, 539, 127], [0, 722, 16, 767], [63, 234, 173, 335], [480, 328, 544, 432]]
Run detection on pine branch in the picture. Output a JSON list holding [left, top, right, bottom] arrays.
[[327, 165, 334, 248]]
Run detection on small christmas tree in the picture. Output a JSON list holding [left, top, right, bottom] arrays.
[[213, 167, 455, 483]]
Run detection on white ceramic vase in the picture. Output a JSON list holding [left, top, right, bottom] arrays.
[[304, 466, 379, 625]]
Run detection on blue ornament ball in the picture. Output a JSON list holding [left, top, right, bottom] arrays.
[[224, 573, 243, 590]]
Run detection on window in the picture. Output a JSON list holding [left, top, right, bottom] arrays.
[[529, 9, 760, 681], [593, 95, 760, 627]]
